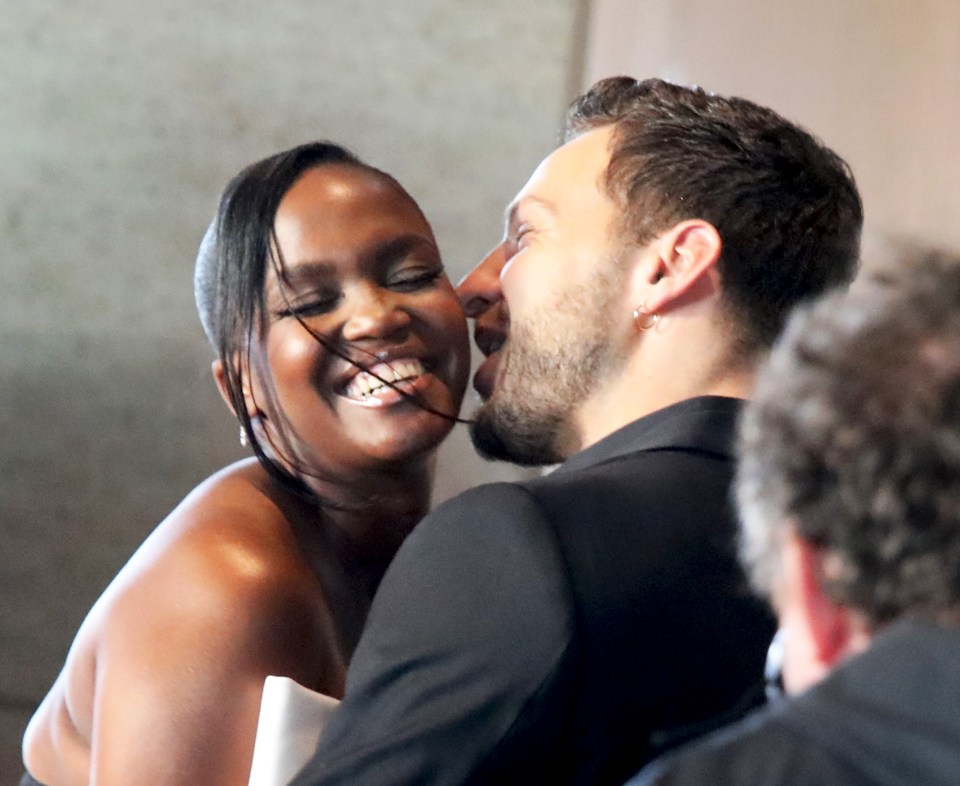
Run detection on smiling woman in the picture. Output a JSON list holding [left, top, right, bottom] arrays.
[[20, 142, 470, 786], [213, 152, 470, 488]]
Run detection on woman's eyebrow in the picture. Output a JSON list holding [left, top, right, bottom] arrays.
[[270, 259, 338, 291], [369, 233, 438, 266], [270, 233, 438, 293]]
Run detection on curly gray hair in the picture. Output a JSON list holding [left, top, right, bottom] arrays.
[[737, 248, 960, 629]]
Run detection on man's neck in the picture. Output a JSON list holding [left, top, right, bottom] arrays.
[[574, 347, 756, 453]]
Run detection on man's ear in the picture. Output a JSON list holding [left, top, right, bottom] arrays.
[[632, 219, 722, 315], [787, 530, 852, 672]]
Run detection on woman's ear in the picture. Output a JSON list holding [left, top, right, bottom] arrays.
[[637, 219, 722, 315], [211, 359, 236, 415], [211, 357, 260, 419]]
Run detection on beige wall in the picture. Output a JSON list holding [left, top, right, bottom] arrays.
[[0, 1, 582, 775], [583, 0, 960, 256]]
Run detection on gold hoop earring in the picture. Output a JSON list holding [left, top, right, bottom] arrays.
[[633, 304, 659, 331]]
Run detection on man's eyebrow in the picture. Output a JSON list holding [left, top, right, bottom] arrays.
[[504, 195, 558, 230]]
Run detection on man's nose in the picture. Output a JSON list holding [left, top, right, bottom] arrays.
[[457, 245, 507, 318]]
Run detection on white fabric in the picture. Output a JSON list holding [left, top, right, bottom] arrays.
[[248, 676, 340, 786]]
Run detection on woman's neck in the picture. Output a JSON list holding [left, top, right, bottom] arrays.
[[264, 460, 434, 659]]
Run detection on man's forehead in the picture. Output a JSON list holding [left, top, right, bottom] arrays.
[[503, 194, 557, 228], [505, 125, 614, 226]]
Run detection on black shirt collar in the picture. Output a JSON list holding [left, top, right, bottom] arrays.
[[555, 396, 745, 476]]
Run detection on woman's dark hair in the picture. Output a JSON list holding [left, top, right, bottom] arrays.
[[194, 141, 433, 500]]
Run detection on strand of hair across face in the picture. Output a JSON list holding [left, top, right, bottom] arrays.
[[236, 238, 476, 501], [267, 242, 473, 427]]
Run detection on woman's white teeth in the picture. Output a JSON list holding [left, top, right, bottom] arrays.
[[345, 359, 425, 400]]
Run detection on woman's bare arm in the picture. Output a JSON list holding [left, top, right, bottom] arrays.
[[22, 465, 332, 786], [85, 512, 326, 786]]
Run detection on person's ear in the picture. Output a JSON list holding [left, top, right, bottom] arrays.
[[787, 530, 852, 672], [631, 219, 722, 316], [211, 357, 260, 419]]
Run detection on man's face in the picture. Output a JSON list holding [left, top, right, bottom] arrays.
[[456, 126, 631, 465], [769, 528, 852, 695]]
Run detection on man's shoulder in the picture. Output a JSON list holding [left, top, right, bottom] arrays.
[[419, 437, 737, 550], [628, 706, 792, 785], [404, 481, 561, 569], [629, 700, 854, 786], [530, 443, 737, 539], [420, 452, 674, 538], [428, 480, 548, 527], [541, 443, 732, 490]]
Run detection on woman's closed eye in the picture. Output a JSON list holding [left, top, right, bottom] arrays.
[[386, 264, 444, 292], [273, 291, 340, 320]]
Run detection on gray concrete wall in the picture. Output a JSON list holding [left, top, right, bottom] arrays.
[[0, 0, 585, 775]]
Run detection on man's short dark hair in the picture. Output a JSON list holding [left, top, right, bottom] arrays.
[[565, 76, 863, 356], [737, 249, 960, 628]]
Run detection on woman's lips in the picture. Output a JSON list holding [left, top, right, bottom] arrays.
[[341, 358, 428, 407]]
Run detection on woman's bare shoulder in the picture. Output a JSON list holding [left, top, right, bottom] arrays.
[[170, 457, 291, 534], [114, 459, 320, 617], [33, 459, 331, 775], [80, 459, 328, 679]]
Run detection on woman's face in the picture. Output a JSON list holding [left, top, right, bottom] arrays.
[[249, 164, 469, 480]]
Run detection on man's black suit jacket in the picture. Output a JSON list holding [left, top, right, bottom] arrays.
[[627, 619, 960, 786], [291, 396, 775, 785]]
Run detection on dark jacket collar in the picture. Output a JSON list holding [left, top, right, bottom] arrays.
[[555, 396, 745, 476], [808, 616, 960, 710]]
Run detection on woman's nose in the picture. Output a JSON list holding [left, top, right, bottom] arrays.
[[340, 287, 412, 343], [457, 244, 506, 318]]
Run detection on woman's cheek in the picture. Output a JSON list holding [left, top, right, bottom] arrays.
[[266, 325, 330, 393]]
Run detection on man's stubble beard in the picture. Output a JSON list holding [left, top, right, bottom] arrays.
[[469, 258, 628, 466]]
